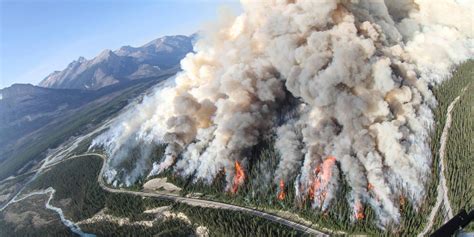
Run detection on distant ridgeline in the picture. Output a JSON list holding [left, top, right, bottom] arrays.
[[0, 34, 195, 180], [39, 34, 196, 90]]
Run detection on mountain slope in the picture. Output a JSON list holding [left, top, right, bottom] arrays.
[[0, 33, 194, 178], [0, 84, 94, 152], [0, 74, 174, 180], [39, 35, 194, 90]]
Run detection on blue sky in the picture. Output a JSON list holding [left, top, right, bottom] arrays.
[[0, 0, 241, 89]]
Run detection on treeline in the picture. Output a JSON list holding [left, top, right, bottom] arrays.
[[21, 155, 192, 236], [105, 193, 173, 220], [25, 156, 175, 223], [154, 139, 384, 235], [0, 75, 160, 181], [19, 61, 472, 236], [388, 60, 474, 234], [145, 61, 474, 236], [81, 190, 304, 237], [171, 203, 304, 237], [80, 218, 194, 237], [442, 61, 473, 231]]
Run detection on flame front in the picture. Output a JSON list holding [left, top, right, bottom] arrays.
[[368, 183, 374, 190], [308, 156, 336, 206], [355, 201, 365, 220], [277, 179, 286, 200], [231, 161, 245, 193], [399, 195, 406, 207]]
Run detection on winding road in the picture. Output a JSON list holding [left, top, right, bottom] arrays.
[[417, 89, 466, 237], [3, 89, 465, 237], [2, 152, 327, 236], [91, 153, 328, 236]]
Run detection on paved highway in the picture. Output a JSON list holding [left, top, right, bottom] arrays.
[[86, 152, 328, 236], [1, 151, 329, 236]]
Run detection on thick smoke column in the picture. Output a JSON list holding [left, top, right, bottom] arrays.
[[91, 78, 177, 186], [93, 0, 473, 227]]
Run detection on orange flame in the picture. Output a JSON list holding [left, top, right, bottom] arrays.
[[368, 183, 374, 190], [231, 161, 245, 193], [315, 165, 321, 174], [399, 195, 406, 207], [308, 163, 321, 200], [319, 156, 336, 184], [308, 182, 315, 200], [308, 156, 336, 203], [355, 201, 365, 220], [277, 179, 286, 200]]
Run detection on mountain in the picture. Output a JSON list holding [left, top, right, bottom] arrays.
[[0, 84, 94, 157], [0, 33, 193, 177], [0, 74, 173, 179], [38, 35, 194, 90]]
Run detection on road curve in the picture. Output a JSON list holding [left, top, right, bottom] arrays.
[[418, 90, 465, 237], [79, 153, 328, 236]]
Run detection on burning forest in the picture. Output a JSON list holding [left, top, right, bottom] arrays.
[[91, 0, 473, 228]]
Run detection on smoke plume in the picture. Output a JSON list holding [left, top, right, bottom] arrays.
[[92, 0, 473, 226]]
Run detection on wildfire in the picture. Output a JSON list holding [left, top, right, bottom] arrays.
[[308, 164, 321, 200], [355, 201, 365, 220], [308, 156, 336, 204], [277, 179, 286, 200], [320, 156, 336, 184], [308, 182, 315, 200], [399, 195, 406, 207], [368, 183, 374, 190], [231, 161, 245, 193], [315, 165, 321, 174]]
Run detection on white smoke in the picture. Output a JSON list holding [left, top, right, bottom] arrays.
[[91, 77, 177, 186], [92, 0, 473, 227], [274, 121, 304, 183]]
